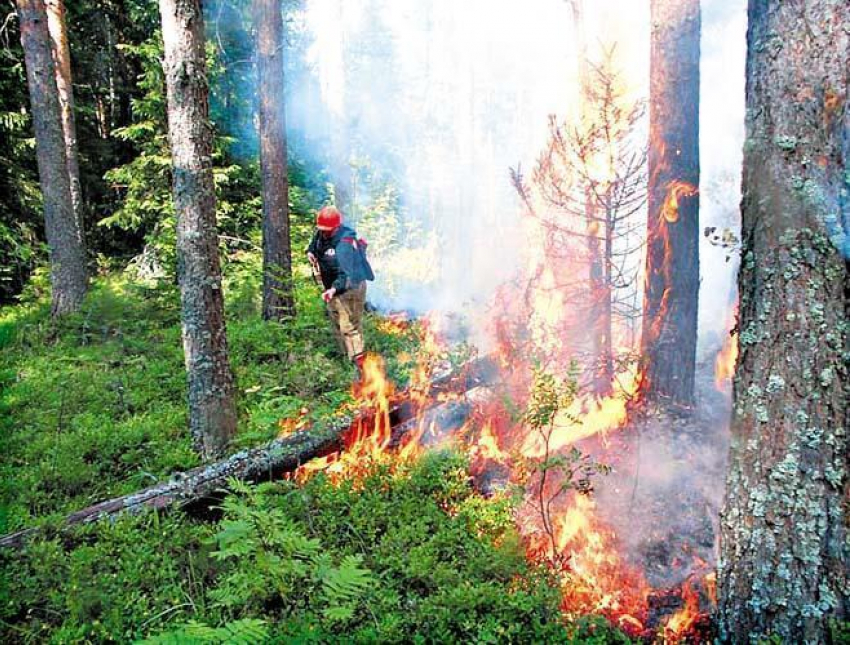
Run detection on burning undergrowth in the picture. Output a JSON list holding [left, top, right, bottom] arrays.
[[275, 307, 732, 642]]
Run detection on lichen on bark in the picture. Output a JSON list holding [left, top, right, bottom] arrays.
[[717, 3, 848, 640]]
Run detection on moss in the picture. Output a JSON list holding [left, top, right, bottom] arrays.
[[740, 325, 761, 346]]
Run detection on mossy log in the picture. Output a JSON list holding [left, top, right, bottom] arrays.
[[0, 356, 497, 550]]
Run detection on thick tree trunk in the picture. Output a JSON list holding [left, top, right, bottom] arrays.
[[640, 0, 700, 408], [17, 0, 87, 316], [717, 1, 849, 642], [160, 0, 237, 459], [45, 0, 84, 239], [255, 0, 294, 321]]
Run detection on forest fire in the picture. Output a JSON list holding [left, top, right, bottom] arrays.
[[278, 308, 718, 641], [273, 15, 719, 637]]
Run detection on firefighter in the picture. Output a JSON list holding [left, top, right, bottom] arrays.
[[306, 206, 374, 375]]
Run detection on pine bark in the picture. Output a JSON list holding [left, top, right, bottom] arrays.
[[160, 0, 237, 459], [255, 0, 294, 321], [717, 1, 849, 641], [17, 0, 87, 315], [45, 0, 84, 238], [641, 0, 700, 408]]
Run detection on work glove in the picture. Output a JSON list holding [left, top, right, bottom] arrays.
[[307, 252, 318, 268]]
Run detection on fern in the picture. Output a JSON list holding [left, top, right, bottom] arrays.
[[208, 481, 370, 622], [319, 554, 374, 623], [137, 618, 269, 644]]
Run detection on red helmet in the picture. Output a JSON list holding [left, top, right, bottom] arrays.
[[316, 206, 342, 231]]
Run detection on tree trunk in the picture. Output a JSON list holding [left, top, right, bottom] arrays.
[[45, 0, 84, 239], [17, 0, 87, 316], [640, 0, 700, 408], [255, 0, 294, 321], [160, 0, 237, 459], [717, 1, 849, 642]]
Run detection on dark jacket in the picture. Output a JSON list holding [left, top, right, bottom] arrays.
[[307, 225, 366, 294]]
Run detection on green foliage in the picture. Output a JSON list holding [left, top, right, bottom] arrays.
[[206, 478, 374, 626], [137, 619, 269, 645], [516, 365, 611, 569], [265, 451, 571, 643], [1, 512, 218, 643], [0, 19, 42, 303], [100, 33, 263, 276], [830, 619, 850, 644], [2, 452, 587, 643]]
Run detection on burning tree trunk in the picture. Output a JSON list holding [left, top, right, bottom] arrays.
[[160, 0, 237, 459], [255, 0, 294, 321], [641, 0, 700, 408], [45, 0, 84, 238], [17, 0, 88, 316], [717, 1, 849, 641]]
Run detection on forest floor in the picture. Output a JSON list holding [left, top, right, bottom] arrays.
[[0, 267, 420, 533], [0, 265, 622, 643]]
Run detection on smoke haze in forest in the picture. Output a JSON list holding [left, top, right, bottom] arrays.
[[210, 0, 746, 352]]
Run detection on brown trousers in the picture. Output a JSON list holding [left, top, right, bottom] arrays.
[[327, 282, 366, 360]]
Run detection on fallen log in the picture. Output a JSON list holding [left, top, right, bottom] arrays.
[[0, 355, 497, 550]]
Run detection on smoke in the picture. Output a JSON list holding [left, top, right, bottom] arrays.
[[296, 0, 745, 354], [698, 0, 747, 357], [207, 0, 745, 359]]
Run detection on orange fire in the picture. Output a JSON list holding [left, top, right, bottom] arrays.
[[276, 112, 712, 641], [664, 579, 701, 640], [520, 367, 639, 458], [714, 306, 739, 391], [661, 180, 698, 224], [714, 331, 738, 391], [277, 406, 310, 438]]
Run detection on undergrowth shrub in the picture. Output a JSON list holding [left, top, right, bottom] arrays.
[[0, 452, 624, 643]]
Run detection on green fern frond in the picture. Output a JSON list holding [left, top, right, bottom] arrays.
[[136, 618, 268, 644]]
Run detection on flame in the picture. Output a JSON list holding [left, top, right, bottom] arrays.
[[278, 407, 310, 438], [473, 419, 509, 464], [714, 332, 738, 391], [517, 493, 650, 630], [520, 367, 639, 458], [287, 321, 453, 483], [661, 180, 697, 224], [375, 313, 413, 336], [714, 306, 739, 391], [274, 80, 712, 640], [664, 580, 701, 640]]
